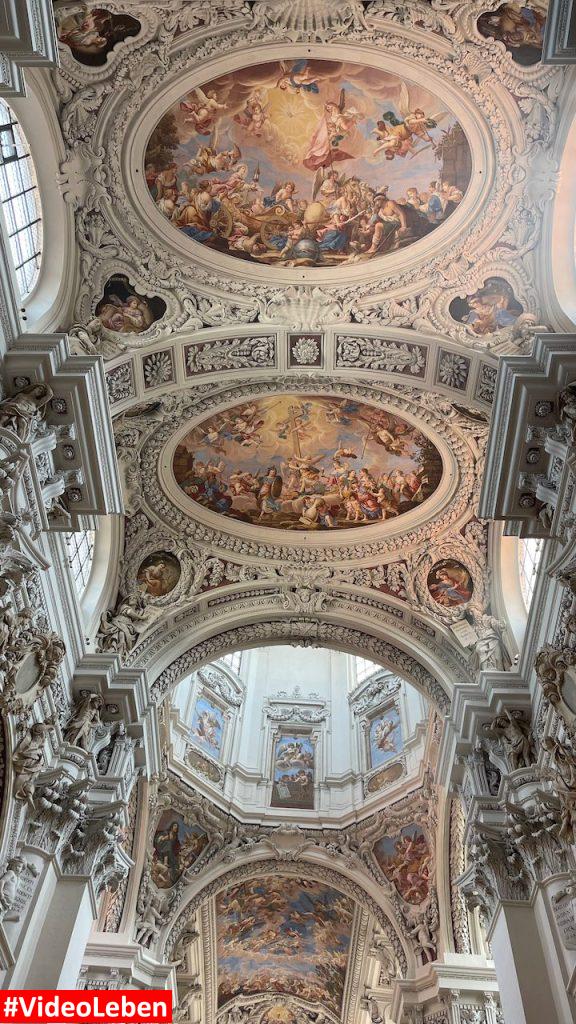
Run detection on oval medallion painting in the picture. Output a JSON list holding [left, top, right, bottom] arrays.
[[145, 60, 472, 267], [427, 559, 473, 607], [137, 551, 181, 597], [172, 395, 443, 531]]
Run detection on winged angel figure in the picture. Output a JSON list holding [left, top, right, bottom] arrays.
[[179, 86, 227, 135], [371, 82, 448, 161]]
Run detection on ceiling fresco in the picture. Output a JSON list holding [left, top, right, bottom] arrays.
[[54, 0, 561, 357], [369, 706, 403, 769], [215, 878, 354, 1013], [448, 277, 524, 337], [372, 823, 431, 905], [145, 59, 471, 268], [171, 394, 443, 531], [95, 274, 166, 335], [136, 550, 181, 597], [189, 694, 225, 761], [426, 559, 473, 608], [271, 733, 315, 810]]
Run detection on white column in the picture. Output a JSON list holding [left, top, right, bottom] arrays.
[[490, 903, 562, 1024], [8, 868, 96, 989]]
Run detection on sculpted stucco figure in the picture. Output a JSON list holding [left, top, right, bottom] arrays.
[[12, 722, 54, 808], [0, 384, 53, 441], [65, 693, 105, 750]]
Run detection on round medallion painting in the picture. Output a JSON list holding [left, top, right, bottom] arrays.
[[137, 551, 181, 597], [172, 395, 443, 531], [427, 559, 473, 607], [145, 59, 472, 268]]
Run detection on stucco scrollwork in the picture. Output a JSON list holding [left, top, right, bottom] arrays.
[[250, 0, 367, 41], [535, 645, 576, 736], [49, 0, 567, 343], [0, 608, 66, 713], [349, 672, 402, 717]]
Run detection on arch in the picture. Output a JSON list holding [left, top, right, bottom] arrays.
[[126, 597, 468, 712], [82, 514, 124, 638], [488, 525, 526, 655], [160, 856, 414, 980]]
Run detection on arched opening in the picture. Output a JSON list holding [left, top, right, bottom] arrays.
[[65, 528, 95, 598], [169, 645, 432, 823], [7, 71, 76, 333]]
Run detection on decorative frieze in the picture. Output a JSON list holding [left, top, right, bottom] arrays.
[[105, 362, 135, 405], [184, 337, 276, 377], [335, 336, 427, 377]]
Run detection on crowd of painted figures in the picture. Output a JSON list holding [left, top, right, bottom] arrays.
[[145, 58, 470, 266], [147, 157, 464, 266], [174, 400, 441, 531]]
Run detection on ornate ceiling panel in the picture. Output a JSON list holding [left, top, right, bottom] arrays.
[[169, 393, 443, 533], [51, 0, 563, 347], [112, 376, 480, 564], [215, 877, 355, 1015], [144, 58, 471, 271], [42, 0, 561, 760]]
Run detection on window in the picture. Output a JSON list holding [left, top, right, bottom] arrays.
[[66, 530, 95, 597], [519, 537, 544, 609], [354, 656, 379, 685], [0, 99, 42, 297], [219, 651, 242, 675]]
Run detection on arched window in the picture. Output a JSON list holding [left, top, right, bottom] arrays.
[[66, 529, 95, 598], [518, 537, 544, 610], [0, 98, 42, 297], [219, 651, 243, 675], [353, 656, 379, 685]]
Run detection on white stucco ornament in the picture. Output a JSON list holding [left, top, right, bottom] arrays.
[[251, 0, 367, 40]]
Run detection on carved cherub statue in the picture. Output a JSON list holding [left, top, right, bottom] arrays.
[[134, 891, 165, 947], [0, 857, 37, 921], [408, 914, 436, 964]]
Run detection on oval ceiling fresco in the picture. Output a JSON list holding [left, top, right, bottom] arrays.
[[145, 59, 472, 268], [172, 395, 443, 531]]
